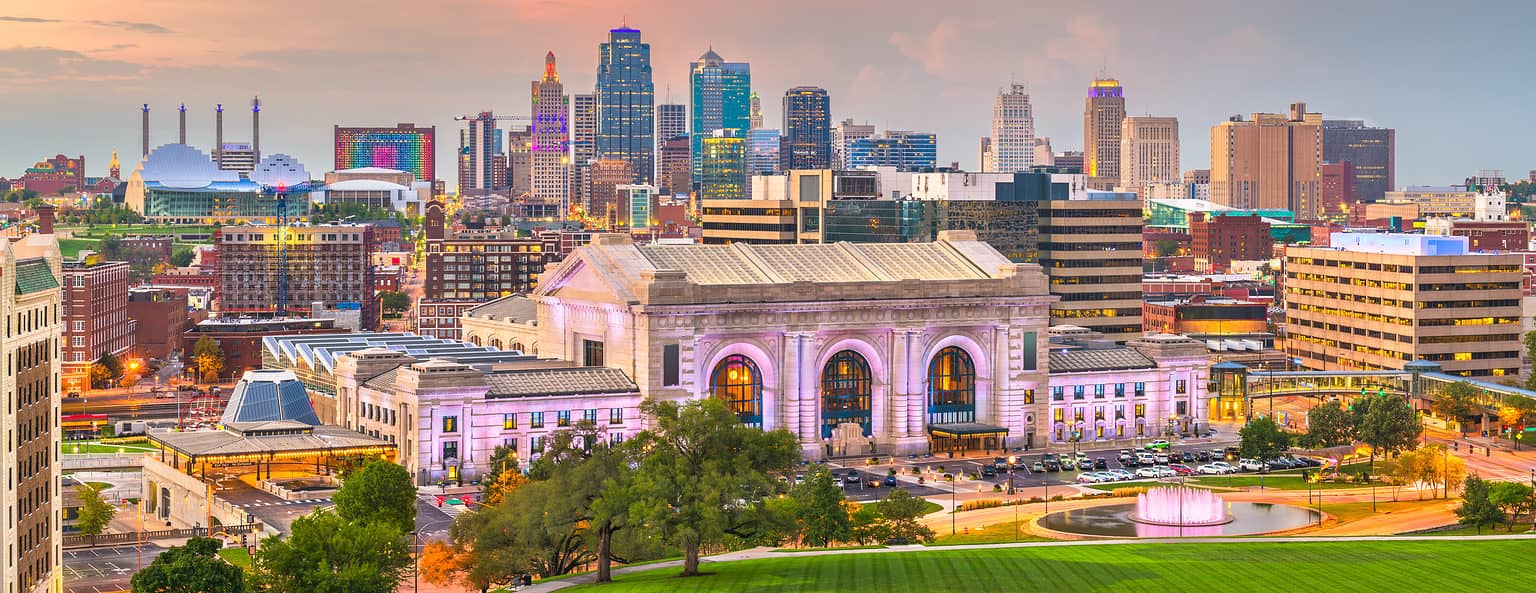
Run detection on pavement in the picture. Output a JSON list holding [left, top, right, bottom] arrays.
[[63, 544, 164, 593]]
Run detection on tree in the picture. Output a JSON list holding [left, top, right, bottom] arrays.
[[130, 537, 244, 593], [1305, 399, 1354, 448], [334, 458, 416, 533], [1385, 444, 1464, 500], [876, 486, 936, 544], [90, 352, 123, 388], [1239, 416, 1291, 488], [1487, 481, 1535, 531], [792, 467, 850, 547], [418, 540, 473, 590], [628, 398, 800, 576], [379, 290, 411, 315], [170, 246, 195, 267], [1431, 381, 1484, 433], [191, 335, 225, 383], [1353, 394, 1422, 471], [75, 482, 117, 536], [526, 425, 639, 583], [848, 502, 889, 545], [253, 510, 410, 593], [1455, 475, 1503, 534], [1526, 331, 1536, 391], [481, 465, 527, 508], [1499, 394, 1536, 431], [1153, 239, 1180, 258]]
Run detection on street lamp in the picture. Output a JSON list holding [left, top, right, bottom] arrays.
[[1007, 455, 1018, 542], [947, 473, 957, 536], [409, 530, 420, 593]]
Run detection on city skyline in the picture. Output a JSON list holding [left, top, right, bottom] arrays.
[[1, 1, 1531, 188]]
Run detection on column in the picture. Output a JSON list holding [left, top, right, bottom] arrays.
[[888, 329, 910, 439], [778, 332, 799, 436], [906, 330, 924, 437], [798, 333, 818, 442]]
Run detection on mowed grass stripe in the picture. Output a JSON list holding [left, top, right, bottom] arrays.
[[579, 541, 1529, 592]]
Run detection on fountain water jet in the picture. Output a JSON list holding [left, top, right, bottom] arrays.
[[1129, 486, 1232, 526]]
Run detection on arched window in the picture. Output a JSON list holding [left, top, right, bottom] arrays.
[[489, 338, 503, 350], [709, 355, 763, 428], [820, 350, 872, 438], [510, 342, 525, 353], [927, 346, 975, 425]]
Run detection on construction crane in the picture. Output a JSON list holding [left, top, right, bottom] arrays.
[[453, 112, 534, 124]]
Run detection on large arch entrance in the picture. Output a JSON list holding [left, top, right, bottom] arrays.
[[820, 350, 873, 439], [709, 354, 763, 428]]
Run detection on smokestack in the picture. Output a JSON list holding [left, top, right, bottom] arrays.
[[141, 104, 150, 157], [215, 104, 224, 168], [251, 96, 261, 163], [178, 102, 187, 144], [35, 205, 54, 235]]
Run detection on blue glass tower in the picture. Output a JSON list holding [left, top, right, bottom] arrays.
[[782, 86, 831, 170], [596, 25, 655, 184], [845, 131, 938, 171], [689, 49, 751, 185]]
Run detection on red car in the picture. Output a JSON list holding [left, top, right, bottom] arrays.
[[1167, 463, 1197, 476]]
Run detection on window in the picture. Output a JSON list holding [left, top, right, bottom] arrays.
[[530, 412, 544, 429], [1052, 386, 1064, 401], [70, 337, 82, 348], [1134, 404, 1145, 418], [582, 339, 604, 367], [442, 416, 458, 433], [1094, 384, 1105, 399], [709, 354, 764, 428], [1134, 382, 1146, 397], [1073, 385, 1084, 400], [1176, 401, 1188, 416], [583, 409, 597, 424], [556, 410, 571, 427], [610, 432, 624, 445], [502, 414, 515, 430], [70, 321, 82, 332], [662, 344, 680, 386], [1115, 383, 1125, 398], [609, 408, 624, 424], [442, 441, 458, 461], [1176, 380, 1187, 394], [530, 436, 545, 453], [926, 346, 976, 424], [820, 350, 872, 438], [1023, 389, 1035, 404]]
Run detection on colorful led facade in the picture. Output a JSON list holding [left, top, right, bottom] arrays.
[[333, 124, 436, 183]]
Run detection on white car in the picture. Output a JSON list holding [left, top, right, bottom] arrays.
[[1196, 464, 1226, 475], [1210, 461, 1237, 474], [1154, 467, 1177, 478], [1154, 452, 1171, 464], [1107, 469, 1135, 481], [1136, 453, 1157, 465], [1077, 473, 1105, 484], [1238, 458, 1264, 472], [1135, 467, 1162, 479]]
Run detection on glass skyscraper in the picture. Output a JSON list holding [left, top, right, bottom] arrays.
[[690, 49, 751, 184], [845, 131, 938, 171], [596, 25, 655, 184], [782, 86, 831, 170], [747, 128, 782, 178], [699, 130, 746, 200]]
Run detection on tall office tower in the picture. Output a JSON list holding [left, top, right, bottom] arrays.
[[782, 86, 831, 170], [1036, 191, 1144, 339], [1210, 102, 1322, 219], [1, 223, 62, 593], [531, 52, 571, 207], [749, 92, 764, 129], [989, 83, 1034, 172], [831, 118, 876, 169], [458, 111, 501, 195], [1083, 77, 1126, 190], [596, 24, 655, 184], [587, 159, 634, 227], [657, 103, 686, 148], [977, 137, 993, 172], [334, 123, 437, 183], [1033, 137, 1054, 167], [699, 129, 746, 200], [1120, 116, 1180, 189], [746, 128, 782, 177], [658, 136, 691, 197], [845, 131, 938, 171], [689, 49, 751, 185], [571, 93, 597, 213], [507, 127, 533, 196], [1322, 119, 1395, 202]]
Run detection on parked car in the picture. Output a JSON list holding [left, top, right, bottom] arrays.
[[1107, 469, 1135, 481], [1091, 471, 1119, 482], [865, 477, 884, 488], [1154, 452, 1171, 464], [1136, 452, 1157, 465], [1195, 450, 1212, 462], [845, 472, 862, 484], [1208, 461, 1237, 474], [1058, 453, 1074, 466], [1197, 464, 1227, 475], [994, 457, 1009, 469], [980, 466, 998, 477], [1117, 450, 1135, 464], [1077, 473, 1105, 484], [794, 474, 806, 485], [1146, 439, 1171, 450], [1224, 447, 1240, 460], [1031, 461, 1046, 473], [1077, 459, 1095, 471], [1168, 463, 1196, 475], [1043, 459, 1061, 472], [1093, 457, 1108, 470], [1181, 451, 1196, 463], [1238, 458, 1264, 472], [884, 475, 898, 487]]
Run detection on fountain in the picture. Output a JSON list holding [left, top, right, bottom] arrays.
[[1129, 487, 1232, 526]]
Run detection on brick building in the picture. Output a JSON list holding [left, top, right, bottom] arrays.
[[1319, 162, 1356, 221], [416, 299, 482, 340], [181, 318, 347, 381], [61, 253, 134, 395], [1190, 212, 1270, 273], [127, 287, 190, 361], [423, 201, 561, 301], [1424, 219, 1530, 252], [216, 224, 379, 329]]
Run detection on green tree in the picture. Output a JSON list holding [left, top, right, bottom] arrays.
[[1153, 238, 1181, 257], [334, 458, 416, 533], [379, 290, 410, 314], [1353, 394, 1422, 471], [628, 398, 800, 576], [1239, 416, 1291, 488], [1431, 381, 1484, 432], [848, 502, 889, 545], [526, 425, 639, 583], [1455, 475, 1503, 534], [91, 352, 124, 388], [793, 467, 850, 547], [191, 335, 225, 383], [1486, 481, 1535, 531], [130, 537, 244, 593], [1525, 331, 1536, 391], [876, 486, 936, 544], [75, 482, 117, 536], [253, 510, 410, 593], [170, 246, 195, 267], [1305, 399, 1355, 448], [99, 235, 124, 259]]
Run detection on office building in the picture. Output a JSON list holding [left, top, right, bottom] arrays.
[[61, 254, 134, 395], [531, 52, 571, 209], [126, 144, 310, 224], [1033, 137, 1054, 168], [1120, 116, 1179, 190], [458, 112, 501, 195], [1053, 151, 1083, 174], [1284, 233, 1522, 377], [699, 130, 747, 200], [127, 287, 191, 361], [1036, 190, 1145, 339], [782, 86, 831, 170], [1322, 119, 1395, 202], [507, 127, 533, 197], [1383, 186, 1504, 220], [989, 83, 1035, 172], [658, 136, 691, 197], [596, 24, 655, 184], [689, 49, 750, 184], [1210, 102, 1322, 219], [333, 123, 436, 183], [571, 93, 598, 212], [845, 131, 938, 171], [1084, 77, 1126, 190], [217, 224, 378, 329], [1190, 212, 1270, 273], [749, 92, 764, 129], [1143, 297, 1269, 337], [746, 128, 782, 179], [1319, 162, 1356, 220], [832, 119, 876, 169], [416, 299, 484, 341], [1424, 219, 1530, 252], [618, 184, 657, 230], [657, 103, 686, 150], [977, 137, 993, 172], [586, 160, 634, 228], [423, 201, 560, 301]]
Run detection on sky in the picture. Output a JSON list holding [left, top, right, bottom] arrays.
[[2, 0, 1533, 190]]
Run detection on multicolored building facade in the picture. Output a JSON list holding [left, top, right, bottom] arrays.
[[333, 123, 436, 183]]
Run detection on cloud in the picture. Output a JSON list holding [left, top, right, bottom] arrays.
[[0, 16, 61, 23], [0, 15, 169, 33], [888, 19, 996, 79], [0, 46, 145, 83], [87, 43, 140, 53]]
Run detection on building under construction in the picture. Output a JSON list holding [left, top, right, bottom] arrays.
[[216, 224, 378, 330]]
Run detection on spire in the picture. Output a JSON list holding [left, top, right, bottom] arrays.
[[109, 148, 119, 170], [543, 51, 559, 83]]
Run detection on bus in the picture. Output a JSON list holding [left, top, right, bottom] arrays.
[[61, 413, 108, 439]]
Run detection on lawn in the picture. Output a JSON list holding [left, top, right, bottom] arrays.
[[1417, 523, 1532, 536], [1321, 500, 1445, 524], [566, 540, 1533, 592], [929, 520, 1056, 546], [1188, 475, 1371, 490], [217, 547, 253, 570], [57, 238, 100, 259], [64, 442, 156, 454]]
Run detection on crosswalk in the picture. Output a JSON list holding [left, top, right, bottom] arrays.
[[234, 497, 332, 509]]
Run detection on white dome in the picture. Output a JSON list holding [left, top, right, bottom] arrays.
[[250, 153, 311, 189], [139, 143, 240, 187]]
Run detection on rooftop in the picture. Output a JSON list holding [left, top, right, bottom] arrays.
[[221, 370, 321, 426], [1048, 348, 1158, 373], [485, 366, 638, 399], [1324, 233, 1471, 256], [464, 294, 537, 322], [262, 331, 533, 373], [149, 423, 389, 458], [14, 258, 57, 295]]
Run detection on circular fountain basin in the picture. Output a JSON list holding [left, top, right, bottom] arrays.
[[1037, 501, 1320, 538]]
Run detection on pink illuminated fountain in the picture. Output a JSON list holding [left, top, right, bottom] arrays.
[[1130, 486, 1232, 527]]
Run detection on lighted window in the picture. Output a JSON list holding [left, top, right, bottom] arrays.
[[926, 346, 976, 425], [1176, 380, 1187, 394], [530, 412, 544, 429], [557, 410, 571, 427], [820, 350, 872, 438], [502, 414, 515, 430], [709, 354, 763, 428], [1454, 352, 1472, 361], [442, 416, 458, 433]]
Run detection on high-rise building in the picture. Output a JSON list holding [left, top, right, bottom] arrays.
[[845, 131, 938, 171], [458, 112, 501, 195], [61, 254, 133, 395], [618, 184, 657, 230], [0, 227, 63, 593], [657, 103, 686, 149], [1084, 77, 1126, 190], [507, 126, 533, 197], [689, 49, 750, 185], [746, 128, 782, 178], [217, 224, 379, 330], [782, 86, 831, 170], [977, 137, 993, 172], [587, 159, 634, 228], [530, 52, 571, 208], [658, 136, 691, 197], [832, 118, 876, 169], [424, 201, 560, 301], [749, 92, 764, 129], [1322, 119, 1395, 202], [1210, 102, 1322, 219], [1319, 161, 1356, 220], [989, 83, 1034, 172], [571, 93, 597, 213], [596, 24, 655, 184], [1284, 233, 1522, 377], [1119, 116, 1179, 190], [333, 123, 436, 183], [699, 129, 747, 200], [1036, 190, 1145, 339], [1053, 151, 1083, 174], [1033, 137, 1054, 167]]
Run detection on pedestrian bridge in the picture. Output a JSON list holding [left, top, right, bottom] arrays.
[[1212, 360, 1536, 412]]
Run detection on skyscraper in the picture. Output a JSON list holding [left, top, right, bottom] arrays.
[[782, 86, 831, 170], [1322, 119, 1395, 202], [507, 126, 533, 197], [749, 92, 764, 129], [1084, 77, 1125, 190], [530, 52, 571, 208], [458, 112, 500, 195], [832, 118, 876, 169], [689, 49, 750, 187], [1210, 102, 1322, 219], [845, 131, 938, 171], [699, 129, 746, 200], [989, 84, 1034, 172], [571, 93, 597, 212], [1120, 116, 1179, 189], [658, 136, 691, 197], [747, 128, 782, 178], [657, 103, 686, 145], [333, 123, 436, 183], [596, 24, 655, 184]]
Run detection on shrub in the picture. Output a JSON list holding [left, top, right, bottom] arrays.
[[1027, 497, 1045, 504], [1111, 486, 1149, 498], [992, 484, 1003, 492], [957, 499, 1005, 512], [1050, 495, 1065, 502]]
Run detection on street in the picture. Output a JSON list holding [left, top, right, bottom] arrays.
[[63, 545, 164, 593]]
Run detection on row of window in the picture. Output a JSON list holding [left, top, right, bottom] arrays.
[[1052, 382, 1148, 401]]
